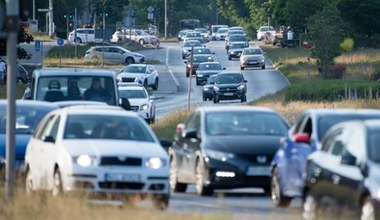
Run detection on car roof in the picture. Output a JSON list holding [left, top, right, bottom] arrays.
[[199, 62, 221, 65], [53, 100, 108, 108], [217, 70, 242, 75], [0, 99, 59, 108], [53, 105, 135, 116], [304, 108, 380, 116], [197, 105, 278, 114], [32, 68, 117, 77]]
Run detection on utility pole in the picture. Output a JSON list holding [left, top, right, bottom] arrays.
[[5, 0, 19, 199], [49, 0, 53, 38], [164, 0, 167, 38]]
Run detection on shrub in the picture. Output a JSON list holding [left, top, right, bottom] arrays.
[[340, 38, 354, 52]]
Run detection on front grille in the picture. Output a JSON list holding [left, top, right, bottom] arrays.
[[100, 157, 142, 166], [121, 77, 135, 82], [239, 154, 273, 165], [219, 87, 239, 93], [130, 106, 139, 112], [99, 182, 144, 190]]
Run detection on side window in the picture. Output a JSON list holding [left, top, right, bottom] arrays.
[[331, 140, 344, 156], [302, 118, 312, 135], [293, 114, 307, 134], [344, 128, 365, 164], [48, 116, 61, 142], [35, 114, 56, 140], [320, 129, 342, 152]]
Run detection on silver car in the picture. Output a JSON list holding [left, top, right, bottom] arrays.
[[240, 47, 266, 70], [117, 64, 159, 90], [84, 45, 145, 65]]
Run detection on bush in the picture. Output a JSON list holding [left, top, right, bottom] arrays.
[[284, 79, 380, 102], [340, 38, 354, 52]]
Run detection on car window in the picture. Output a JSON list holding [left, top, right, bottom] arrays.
[[48, 116, 61, 142], [36, 114, 57, 140], [119, 89, 147, 99], [215, 74, 243, 84], [368, 128, 380, 163], [205, 111, 289, 136], [344, 128, 365, 164], [320, 128, 342, 152]]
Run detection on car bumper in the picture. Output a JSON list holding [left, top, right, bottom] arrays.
[[241, 60, 265, 68], [129, 106, 153, 120], [228, 53, 242, 58], [204, 158, 271, 189], [63, 166, 170, 195], [214, 90, 245, 100]]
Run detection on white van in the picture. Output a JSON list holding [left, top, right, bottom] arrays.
[[68, 28, 98, 44]]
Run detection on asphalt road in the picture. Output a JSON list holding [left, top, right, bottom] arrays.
[[18, 40, 301, 218]]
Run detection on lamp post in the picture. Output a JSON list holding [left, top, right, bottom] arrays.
[[100, 11, 108, 67], [63, 14, 72, 40], [164, 0, 167, 38]]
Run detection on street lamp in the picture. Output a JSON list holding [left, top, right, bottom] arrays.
[[100, 12, 108, 67], [63, 14, 72, 40]]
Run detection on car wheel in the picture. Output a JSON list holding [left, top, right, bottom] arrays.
[[150, 115, 155, 124], [202, 95, 207, 101], [152, 194, 169, 210], [213, 95, 219, 103], [241, 95, 247, 103], [195, 157, 213, 196], [143, 80, 148, 88], [361, 196, 375, 220], [152, 78, 159, 90], [240, 66, 244, 70], [228, 56, 231, 60], [75, 38, 82, 44], [25, 167, 33, 195], [139, 39, 145, 45], [271, 167, 292, 207], [52, 168, 63, 197], [302, 191, 318, 220], [170, 156, 187, 193], [196, 78, 200, 85], [125, 57, 135, 65], [262, 65, 266, 70], [186, 72, 189, 77]]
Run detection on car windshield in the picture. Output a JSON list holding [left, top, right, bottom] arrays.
[[229, 35, 246, 41], [192, 56, 210, 63], [122, 65, 146, 73], [318, 114, 380, 140], [215, 74, 243, 84], [368, 129, 380, 163], [194, 28, 208, 33], [205, 112, 289, 136], [193, 48, 211, 54], [36, 76, 117, 105], [184, 41, 202, 47], [64, 115, 155, 142], [217, 29, 228, 33], [244, 49, 262, 55], [0, 104, 56, 134], [231, 43, 246, 49], [186, 32, 201, 37], [198, 63, 222, 71], [119, 89, 147, 99]]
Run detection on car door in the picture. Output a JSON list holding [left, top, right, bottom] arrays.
[[112, 47, 126, 64], [333, 127, 365, 212], [28, 113, 57, 189], [184, 112, 201, 181], [146, 65, 154, 85]]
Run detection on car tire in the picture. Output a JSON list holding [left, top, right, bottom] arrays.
[[152, 78, 159, 90], [241, 95, 247, 103], [150, 114, 155, 124], [143, 80, 148, 88], [186, 72, 189, 77], [213, 95, 219, 103], [152, 194, 169, 210], [240, 66, 244, 70], [75, 38, 82, 44], [125, 57, 135, 65], [170, 156, 187, 193], [228, 56, 232, 60], [262, 65, 266, 70], [195, 157, 214, 196], [196, 79, 200, 86], [302, 191, 318, 220], [139, 39, 145, 45], [202, 95, 207, 101], [361, 196, 375, 220], [271, 167, 292, 207], [52, 168, 63, 197]]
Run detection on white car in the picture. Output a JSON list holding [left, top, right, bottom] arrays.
[[117, 64, 159, 90], [256, 26, 276, 41], [84, 45, 145, 65], [24, 105, 170, 209], [68, 28, 99, 44], [118, 83, 156, 124], [110, 29, 159, 45]]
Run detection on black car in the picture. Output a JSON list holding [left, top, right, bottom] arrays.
[[303, 119, 380, 220], [212, 71, 247, 103], [195, 62, 223, 85], [169, 106, 290, 196], [227, 42, 249, 60], [202, 74, 217, 101]]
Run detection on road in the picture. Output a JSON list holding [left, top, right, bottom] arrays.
[[19, 40, 300, 218]]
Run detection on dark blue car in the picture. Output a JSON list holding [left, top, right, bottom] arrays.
[[270, 109, 380, 207], [0, 100, 58, 178]]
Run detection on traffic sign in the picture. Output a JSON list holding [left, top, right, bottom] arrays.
[[35, 40, 41, 51], [57, 38, 64, 46], [147, 6, 154, 13]]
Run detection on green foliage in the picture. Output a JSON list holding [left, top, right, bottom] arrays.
[[151, 110, 192, 140], [284, 79, 380, 102], [46, 44, 91, 58], [307, 5, 345, 78], [340, 38, 354, 52]]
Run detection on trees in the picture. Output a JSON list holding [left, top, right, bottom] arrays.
[[307, 5, 345, 78]]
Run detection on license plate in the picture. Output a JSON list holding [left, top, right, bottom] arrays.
[[104, 173, 141, 182], [246, 166, 271, 176], [224, 92, 233, 96], [249, 61, 258, 64]]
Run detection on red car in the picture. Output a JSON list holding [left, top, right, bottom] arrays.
[[184, 54, 213, 77]]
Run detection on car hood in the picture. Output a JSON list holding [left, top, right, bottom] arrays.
[[63, 139, 168, 158], [197, 70, 221, 75], [204, 135, 281, 155], [130, 52, 145, 57], [118, 72, 145, 78], [0, 134, 31, 159], [128, 98, 150, 106], [229, 48, 244, 52]]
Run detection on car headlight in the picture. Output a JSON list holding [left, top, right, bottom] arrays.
[[183, 49, 187, 53], [205, 149, 234, 161], [140, 104, 149, 110], [145, 157, 166, 169], [213, 86, 220, 91], [203, 87, 209, 91], [73, 155, 97, 167], [238, 85, 245, 90], [187, 64, 191, 68], [230, 51, 235, 54]]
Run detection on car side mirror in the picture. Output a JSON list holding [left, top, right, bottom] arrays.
[[222, 67, 226, 70], [243, 80, 248, 83], [340, 152, 357, 166], [292, 133, 310, 144], [43, 135, 55, 143], [22, 87, 32, 100], [182, 129, 197, 139]]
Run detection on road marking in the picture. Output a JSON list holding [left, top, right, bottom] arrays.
[[166, 47, 180, 92]]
